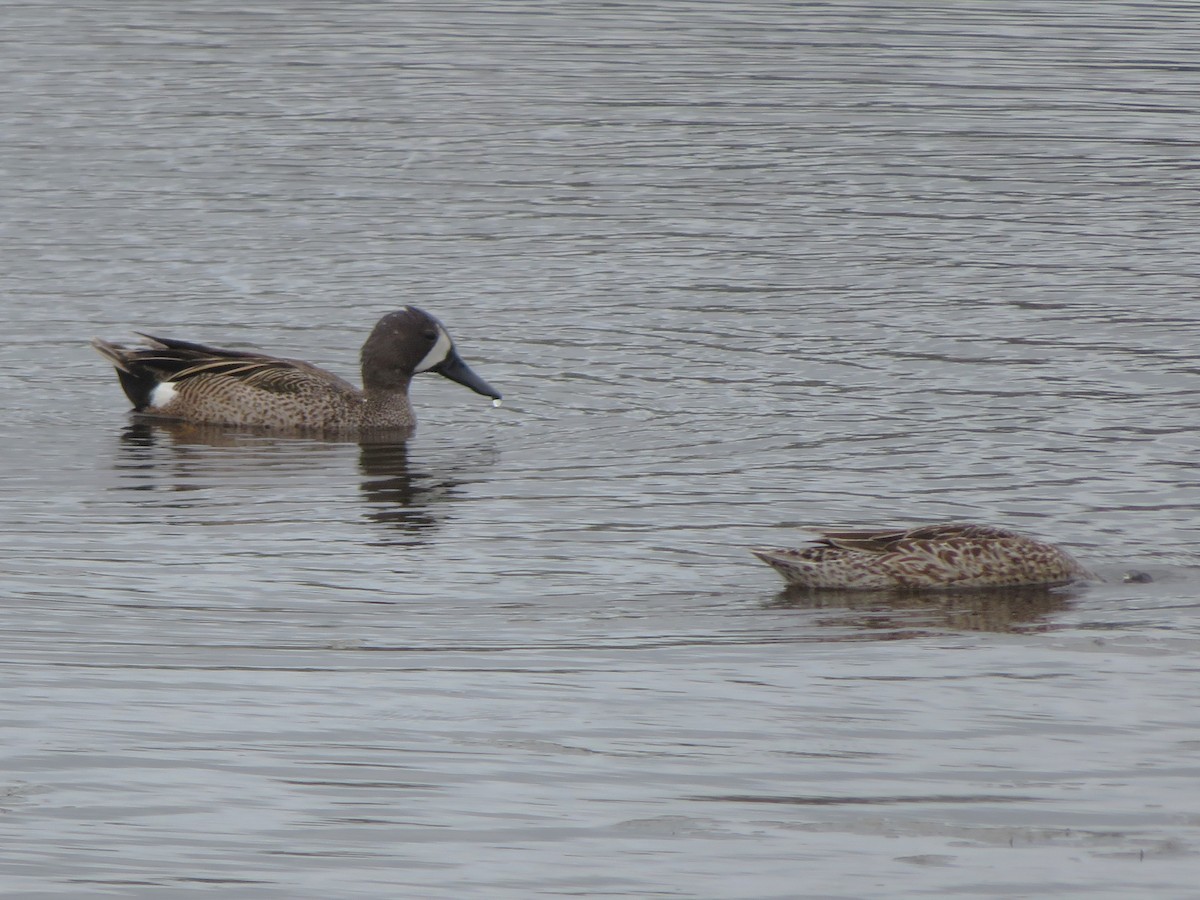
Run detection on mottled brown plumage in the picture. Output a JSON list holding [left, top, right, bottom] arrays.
[[752, 523, 1096, 590], [92, 307, 500, 435]]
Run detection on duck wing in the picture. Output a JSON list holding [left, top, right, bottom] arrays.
[[142, 334, 359, 393], [92, 333, 359, 411], [817, 523, 1017, 553]]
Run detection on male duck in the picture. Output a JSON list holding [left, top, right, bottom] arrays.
[[752, 523, 1095, 590], [92, 306, 500, 434]]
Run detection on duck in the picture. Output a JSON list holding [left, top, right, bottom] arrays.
[[752, 523, 1096, 590], [92, 306, 501, 434]]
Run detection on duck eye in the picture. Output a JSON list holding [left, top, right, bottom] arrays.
[[423, 330, 437, 341]]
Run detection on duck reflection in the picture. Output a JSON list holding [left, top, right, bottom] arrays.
[[765, 581, 1089, 634], [113, 420, 282, 492], [111, 420, 492, 543], [357, 441, 461, 539], [118, 419, 309, 450]]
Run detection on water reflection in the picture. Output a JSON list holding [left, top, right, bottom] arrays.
[[358, 442, 461, 540], [765, 582, 1091, 634], [117, 422, 307, 451], [108, 421, 495, 543], [111, 420, 280, 493]]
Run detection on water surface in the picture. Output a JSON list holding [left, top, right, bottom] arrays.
[[2, 1, 1199, 897]]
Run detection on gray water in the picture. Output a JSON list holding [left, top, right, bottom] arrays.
[[3, 1, 1200, 897]]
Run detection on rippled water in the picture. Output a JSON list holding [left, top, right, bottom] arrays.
[[3, 1, 1199, 897]]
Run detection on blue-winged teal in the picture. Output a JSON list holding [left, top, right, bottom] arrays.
[[753, 523, 1096, 590], [92, 306, 500, 434]]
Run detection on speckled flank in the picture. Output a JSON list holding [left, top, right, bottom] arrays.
[[92, 307, 500, 435], [752, 523, 1096, 590], [153, 372, 371, 430]]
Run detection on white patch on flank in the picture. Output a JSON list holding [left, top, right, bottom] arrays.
[[414, 326, 452, 373], [150, 381, 178, 409]]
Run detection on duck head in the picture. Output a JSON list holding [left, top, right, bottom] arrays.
[[362, 306, 501, 401]]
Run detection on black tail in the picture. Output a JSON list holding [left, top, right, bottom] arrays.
[[113, 367, 158, 410]]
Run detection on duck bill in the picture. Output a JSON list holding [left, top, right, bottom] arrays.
[[432, 348, 501, 400]]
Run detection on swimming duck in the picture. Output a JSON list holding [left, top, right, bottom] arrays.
[[752, 523, 1095, 590], [92, 306, 500, 434]]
